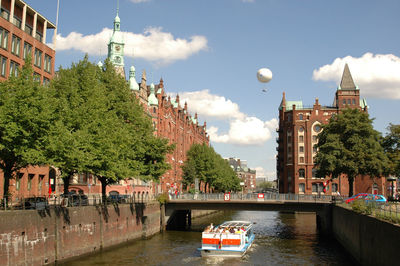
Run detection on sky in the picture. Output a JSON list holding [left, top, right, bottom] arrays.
[[26, 0, 400, 181]]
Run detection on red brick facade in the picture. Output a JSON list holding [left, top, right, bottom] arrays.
[[134, 75, 210, 194], [0, 0, 55, 84], [0, 0, 56, 200], [277, 64, 387, 196]]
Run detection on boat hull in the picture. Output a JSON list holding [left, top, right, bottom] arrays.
[[199, 234, 254, 258]]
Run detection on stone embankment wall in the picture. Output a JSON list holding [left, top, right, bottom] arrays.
[[0, 202, 161, 266], [332, 206, 400, 266]]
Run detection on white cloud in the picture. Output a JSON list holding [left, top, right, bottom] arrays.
[[177, 90, 244, 120], [255, 167, 276, 180], [171, 90, 278, 145], [54, 27, 208, 65], [313, 53, 400, 99]]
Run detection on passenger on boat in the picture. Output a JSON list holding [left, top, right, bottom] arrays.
[[229, 227, 235, 233]]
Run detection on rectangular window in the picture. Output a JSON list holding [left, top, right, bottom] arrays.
[[12, 16, 22, 29], [38, 175, 44, 191], [0, 55, 7, 77], [299, 146, 304, 153], [35, 31, 43, 42], [312, 135, 318, 142], [299, 183, 305, 193], [27, 174, 34, 191], [43, 77, 50, 86], [24, 24, 33, 36], [9, 61, 20, 77], [0, 27, 9, 50], [299, 156, 304, 163], [33, 72, 41, 83], [34, 49, 42, 68], [312, 183, 317, 193], [299, 135, 304, 143], [16, 173, 23, 191], [0, 8, 10, 21], [44, 54, 52, 73], [11, 35, 21, 57], [23, 42, 32, 60]]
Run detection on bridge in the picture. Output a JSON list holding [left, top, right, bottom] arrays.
[[164, 193, 343, 235]]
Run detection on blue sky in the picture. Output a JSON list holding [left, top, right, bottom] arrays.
[[27, 0, 400, 180]]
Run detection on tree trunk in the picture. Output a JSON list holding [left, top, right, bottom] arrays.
[[348, 176, 354, 197], [2, 165, 14, 204], [99, 177, 107, 203]]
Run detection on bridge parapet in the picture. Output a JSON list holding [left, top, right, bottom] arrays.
[[169, 193, 344, 204]]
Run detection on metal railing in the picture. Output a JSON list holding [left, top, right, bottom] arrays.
[[171, 193, 342, 203], [0, 193, 155, 211]]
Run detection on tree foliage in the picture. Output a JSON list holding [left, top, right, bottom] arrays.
[[0, 58, 53, 199], [381, 124, 400, 177], [182, 143, 240, 192], [47, 57, 173, 196], [314, 108, 389, 197]]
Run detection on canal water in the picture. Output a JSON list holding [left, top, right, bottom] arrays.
[[60, 211, 357, 265]]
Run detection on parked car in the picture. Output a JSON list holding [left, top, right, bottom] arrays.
[[17, 197, 48, 210], [61, 193, 89, 206], [108, 194, 129, 203], [345, 193, 386, 204], [364, 194, 387, 204]]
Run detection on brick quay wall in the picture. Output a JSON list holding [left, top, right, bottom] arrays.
[[0, 202, 161, 266]]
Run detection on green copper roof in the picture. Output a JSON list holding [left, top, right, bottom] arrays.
[[129, 66, 139, 91], [171, 99, 179, 108], [157, 88, 162, 94], [191, 117, 197, 124], [148, 83, 158, 106], [285, 101, 303, 111]]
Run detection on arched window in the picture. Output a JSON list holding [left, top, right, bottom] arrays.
[[352, 99, 356, 105], [343, 99, 346, 105], [299, 114, 303, 120]]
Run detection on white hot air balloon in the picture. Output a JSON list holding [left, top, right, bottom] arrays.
[[257, 68, 273, 83]]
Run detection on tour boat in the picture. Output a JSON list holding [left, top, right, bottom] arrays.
[[199, 221, 255, 258]]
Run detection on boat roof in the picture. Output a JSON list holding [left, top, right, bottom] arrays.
[[218, 221, 253, 229]]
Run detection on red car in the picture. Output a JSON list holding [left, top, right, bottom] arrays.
[[345, 193, 369, 204]]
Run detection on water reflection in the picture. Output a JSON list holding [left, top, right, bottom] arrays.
[[60, 211, 357, 265]]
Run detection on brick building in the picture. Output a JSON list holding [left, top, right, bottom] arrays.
[[56, 7, 209, 196], [0, 0, 56, 200], [226, 158, 256, 193], [276, 64, 386, 196]]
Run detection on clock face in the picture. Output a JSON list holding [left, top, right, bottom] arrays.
[[115, 45, 120, 51]]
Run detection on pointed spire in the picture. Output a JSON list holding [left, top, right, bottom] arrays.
[[176, 94, 180, 103], [184, 101, 188, 110], [279, 91, 286, 110], [159, 77, 164, 88], [340, 64, 356, 90]]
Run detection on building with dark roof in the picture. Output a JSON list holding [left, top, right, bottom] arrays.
[[276, 64, 386, 196]]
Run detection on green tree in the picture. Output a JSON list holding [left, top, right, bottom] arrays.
[[48, 57, 173, 197], [315, 108, 389, 197], [182, 143, 240, 192], [381, 124, 400, 177], [0, 58, 53, 201]]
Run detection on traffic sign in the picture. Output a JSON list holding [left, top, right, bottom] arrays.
[[224, 193, 231, 201]]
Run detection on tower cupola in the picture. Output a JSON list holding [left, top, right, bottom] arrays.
[[129, 66, 139, 91], [148, 83, 159, 106]]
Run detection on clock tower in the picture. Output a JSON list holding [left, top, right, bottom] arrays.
[[108, 1, 125, 77]]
